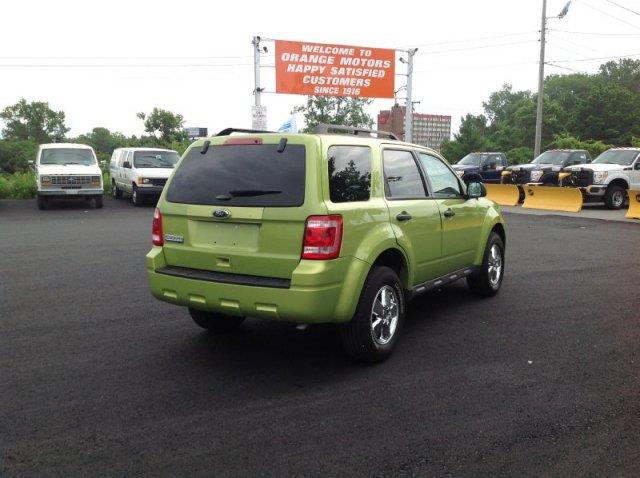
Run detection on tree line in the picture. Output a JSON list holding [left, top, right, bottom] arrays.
[[0, 101, 190, 173], [440, 59, 640, 163]]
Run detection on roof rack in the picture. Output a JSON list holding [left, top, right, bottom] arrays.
[[313, 124, 399, 141], [215, 127, 275, 136]]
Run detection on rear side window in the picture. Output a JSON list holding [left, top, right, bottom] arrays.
[[328, 146, 371, 203], [383, 150, 426, 199], [166, 143, 306, 207]]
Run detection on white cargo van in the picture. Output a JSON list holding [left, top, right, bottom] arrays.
[[109, 148, 180, 206]]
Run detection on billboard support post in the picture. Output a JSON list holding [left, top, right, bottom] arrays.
[[252, 36, 262, 107], [404, 48, 417, 144]]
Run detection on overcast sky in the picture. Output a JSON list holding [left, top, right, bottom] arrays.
[[1, 0, 639, 138]]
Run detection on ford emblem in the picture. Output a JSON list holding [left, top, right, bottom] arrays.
[[213, 209, 230, 219]]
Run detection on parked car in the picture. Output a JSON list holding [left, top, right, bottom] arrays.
[[146, 125, 506, 362], [109, 147, 180, 206], [451, 152, 509, 184], [562, 148, 640, 209], [34, 143, 104, 210], [502, 149, 591, 186]]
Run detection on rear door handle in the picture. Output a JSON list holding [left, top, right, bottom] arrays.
[[396, 211, 412, 221], [443, 208, 455, 218]]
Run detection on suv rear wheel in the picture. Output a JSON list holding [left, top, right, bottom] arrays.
[[189, 308, 245, 333], [340, 266, 405, 363], [467, 232, 504, 297], [604, 184, 625, 210], [132, 185, 143, 207]]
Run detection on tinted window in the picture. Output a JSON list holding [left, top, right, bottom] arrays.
[[419, 153, 462, 199], [383, 150, 426, 199], [166, 144, 305, 207], [328, 146, 371, 203]]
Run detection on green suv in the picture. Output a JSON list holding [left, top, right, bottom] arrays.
[[147, 126, 506, 362]]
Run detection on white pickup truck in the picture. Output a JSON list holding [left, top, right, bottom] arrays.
[[563, 148, 640, 209], [35, 143, 104, 210]]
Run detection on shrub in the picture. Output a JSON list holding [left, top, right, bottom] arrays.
[[0, 172, 37, 199], [0, 139, 38, 173]]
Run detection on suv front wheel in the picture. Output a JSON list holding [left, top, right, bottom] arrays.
[[467, 232, 504, 297], [340, 266, 405, 363], [189, 308, 245, 333], [604, 184, 625, 210]]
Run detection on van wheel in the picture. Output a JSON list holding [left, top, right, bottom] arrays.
[[112, 181, 123, 199], [189, 308, 245, 333], [132, 186, 143, 207], [604, 184, 625, 210], [467, 232, 504, 297], [37, 195, 48, 210], [340, 266, 405, 363], [94, 195, 104, 208]]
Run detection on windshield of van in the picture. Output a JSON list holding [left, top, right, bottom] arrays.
[[592, 150, 638, 166], [166, 143, 306, 207], [532, 151, 571, 165], [40, 148, 95, 165], [133, 150, 180, 168]]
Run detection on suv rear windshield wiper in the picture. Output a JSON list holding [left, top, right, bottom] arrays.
[[229, 189, 282, 197]]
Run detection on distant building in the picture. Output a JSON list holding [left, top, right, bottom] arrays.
[[377, 105, 451, 151]]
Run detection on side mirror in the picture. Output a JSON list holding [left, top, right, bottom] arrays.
[[467, 181, 486, 199], [635, 162, 640, 170], [489, 162, 496, 169], [123, 161, 131, 169], [481, 163, 489, 171]]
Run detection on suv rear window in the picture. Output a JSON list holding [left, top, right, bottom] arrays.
[[328, 146, 371, 203], [166, 144, 306, 207]]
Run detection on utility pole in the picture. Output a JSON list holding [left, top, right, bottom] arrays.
[[534, 0, 547, 158], [404, 48, 418, 143], [252, 36, 261, 108]]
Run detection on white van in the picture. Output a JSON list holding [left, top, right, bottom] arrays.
[[35, 143, 104, 210], [109, 147, 180, 206]]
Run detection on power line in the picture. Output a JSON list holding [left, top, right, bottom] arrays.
[[0, 63, 254, 68], [546, 62, 590, 74], [576, 0, 640, 31], [602, 0, 640, 16], [547, 52, 640, 62], [416, 39, 537, 56], [402, 31, 537, 49], [549, 28, 640, 36]]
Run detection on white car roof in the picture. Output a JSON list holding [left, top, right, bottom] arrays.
[[40, 143, 94, 149]]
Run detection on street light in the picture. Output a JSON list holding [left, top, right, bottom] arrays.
[[534, 0, 572, 157]]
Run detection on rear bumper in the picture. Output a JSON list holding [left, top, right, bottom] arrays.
[[146, 247, 371, 324]]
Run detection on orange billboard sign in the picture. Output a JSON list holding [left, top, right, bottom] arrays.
[[275, 40, 395, 98]]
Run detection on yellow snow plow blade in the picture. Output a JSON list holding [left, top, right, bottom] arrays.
[[626, 190, 640, 219], [522, 186, 583, 213], [484, 184, 520, 206]]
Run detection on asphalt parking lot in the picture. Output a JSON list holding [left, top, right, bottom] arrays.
[[1, 198, 639, 476]]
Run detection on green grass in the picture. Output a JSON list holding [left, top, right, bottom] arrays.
[[0, 172, 37, 199], [0, 172, 111, 199]]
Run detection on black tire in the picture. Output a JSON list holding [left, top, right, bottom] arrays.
[[94, 195, 104, 209], [37, 195, 48, 210], [188, 308, 245, 333], [112, 181, 123, 199], [604, 184, 626, 210], [467, 232, 505, 298], [132, 186, 143, 207], [340, 266, 405, 363]]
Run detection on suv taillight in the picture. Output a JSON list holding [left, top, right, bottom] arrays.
[[152, 208, 163, 246], [302, 215, 343, 260]]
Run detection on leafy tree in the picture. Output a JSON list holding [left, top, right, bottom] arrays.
[[0, 139, 39, 173], [506, 147, 534, 165], [440, 114, 489, 162], [547, 133, 612, 158], [293, 96, 374, 132], [75, 127, 128, 155], [599, 59, 640, 93], [0, 98, 69, 143], [137, 108, 186, 142]]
